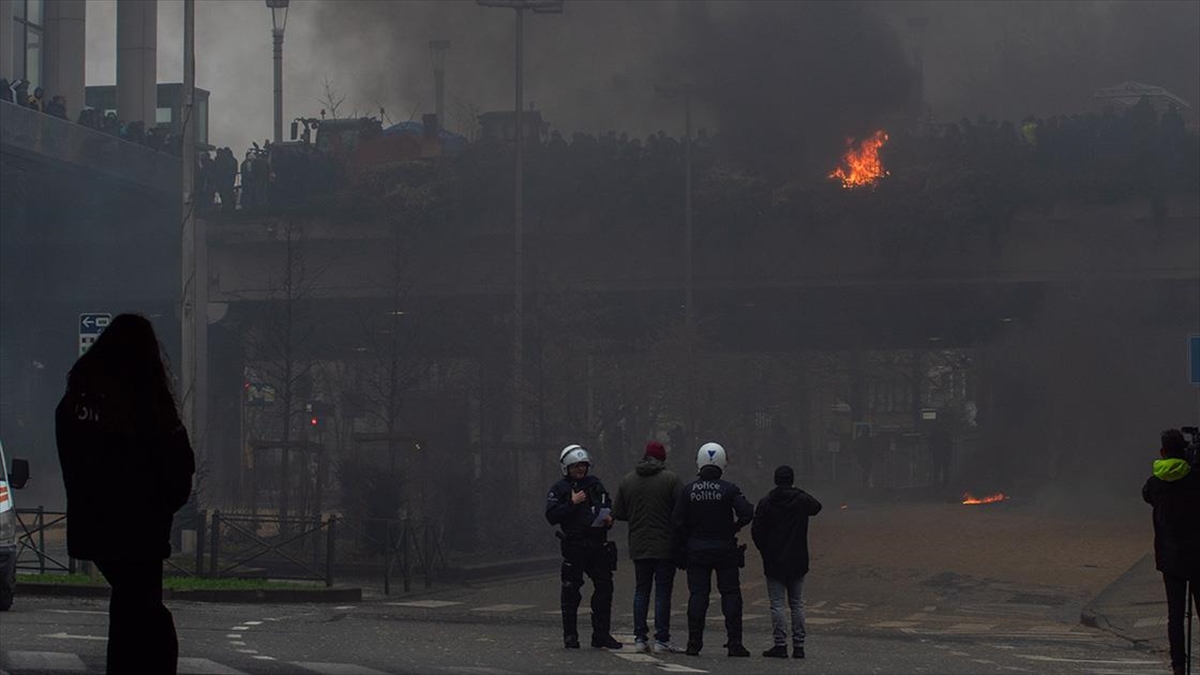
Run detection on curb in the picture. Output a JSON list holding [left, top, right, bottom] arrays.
[[1078, 552, 1152, 639], [17, 582, 362, 604]]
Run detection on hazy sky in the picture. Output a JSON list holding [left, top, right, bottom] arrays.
[[81, 0, 1200, 160]]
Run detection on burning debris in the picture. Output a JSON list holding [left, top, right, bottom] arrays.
[[828, 130, 889, 189], [961, 492, 1008, 505]]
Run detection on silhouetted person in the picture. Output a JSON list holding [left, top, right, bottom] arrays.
[[46, 95, 67, 119], [56, 314, 195, 675], [0, 78, 11, 103], [853, 425, 874, 489], [1142, 429, 1200, 675]]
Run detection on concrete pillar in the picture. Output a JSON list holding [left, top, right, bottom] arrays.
[[116, 0, 156, 125], [42, 0, 87, 122], [0, 0, 14, 82]]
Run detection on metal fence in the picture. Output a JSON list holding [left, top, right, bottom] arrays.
[[13, 507, 446, 592]]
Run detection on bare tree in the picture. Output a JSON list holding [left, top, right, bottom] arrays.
[[318, 75, 346, 120]]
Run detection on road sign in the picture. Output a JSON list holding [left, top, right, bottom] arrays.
[[79, 313, 112, 356], [1190, 334, 1200, 386]]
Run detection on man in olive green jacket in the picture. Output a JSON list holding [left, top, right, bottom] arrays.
[[613, 441, 685, 653]]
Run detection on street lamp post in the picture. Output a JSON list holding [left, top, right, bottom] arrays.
[[267, 0, 290, 145], [476, 0, 562, 443], [655, 84, 695, 331], [429, 39, 450, 134]]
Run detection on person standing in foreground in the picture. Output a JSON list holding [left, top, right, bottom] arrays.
[[55, 314, 195, 675], [672, 442, 754, 657], [545, 444, 623, 650], [613, 441, 685, 654], [1142, 429, 1200, 675], [751, 465, 822, 659]]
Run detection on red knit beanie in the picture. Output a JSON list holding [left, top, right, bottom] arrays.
[[644, 441, 667, 462]]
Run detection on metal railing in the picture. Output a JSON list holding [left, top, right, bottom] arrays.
[[14, 507, 74, 574]]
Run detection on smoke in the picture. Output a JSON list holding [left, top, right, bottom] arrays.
[[671, 1, 919, 176]]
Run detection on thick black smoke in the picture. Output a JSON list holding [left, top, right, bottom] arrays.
[[671, 1, 919, 176]]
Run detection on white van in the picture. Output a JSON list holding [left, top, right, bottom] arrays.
[[0, 439, 31, 611]]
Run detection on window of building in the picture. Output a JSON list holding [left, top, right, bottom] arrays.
[[156, 107, 173, 126], [12, 0, 44, 89]]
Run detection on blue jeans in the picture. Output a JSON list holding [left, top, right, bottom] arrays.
[[632, 558, 676, 643], [766, 575, 806, 648]]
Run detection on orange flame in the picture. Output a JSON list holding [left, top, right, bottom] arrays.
[[961, 491, 1008, 505], [828, 130, 890, 189]]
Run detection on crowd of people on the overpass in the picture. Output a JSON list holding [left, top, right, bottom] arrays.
[[547, 439, 822, 659], [2, 76, 183, 156]]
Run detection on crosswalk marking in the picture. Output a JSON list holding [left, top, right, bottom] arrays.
[[658, 664, 708, 673], [386, 600, 463, 609], [470, 603, 535, 612], [293, 662, 390, 674], [5, 651, 88, 672], [178, 657, 248, 674]]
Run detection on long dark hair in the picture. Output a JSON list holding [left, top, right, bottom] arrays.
[[67, 313, 180, 431]]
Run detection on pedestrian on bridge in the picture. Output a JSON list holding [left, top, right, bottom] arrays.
[[613, 440, 685, 654], [55, 314, 195, 675], [545, 444, 623, 651]]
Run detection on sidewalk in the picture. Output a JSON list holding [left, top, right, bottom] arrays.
[[1081, 552, 1184, 653]]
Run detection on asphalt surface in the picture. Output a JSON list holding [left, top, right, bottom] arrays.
[[1, 488, 1187, 674]]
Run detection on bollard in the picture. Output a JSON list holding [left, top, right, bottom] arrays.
[[325, 515, 336, 588], [383, 522, 392, 596], [37, 506, 46, 575], [209, 511, 221, 578], [195, 510, 207, 578]]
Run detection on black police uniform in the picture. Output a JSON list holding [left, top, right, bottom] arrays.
[[545, 473, 617, 647], [672, 464, 754, 654]]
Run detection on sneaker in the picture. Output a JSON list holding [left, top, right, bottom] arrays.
[[653, 640, 685, 654], [564, 636, 580, 649], [685, 642, 702, 656], [793, 646, 806, 659], [762, 645, 788, 658], [727, 644, 750, 657], [633, 640, 650, 653], [591, 635, 623, 650]]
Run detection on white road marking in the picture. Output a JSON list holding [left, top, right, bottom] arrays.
[[237, 649, 259, 654], [41, 609, 108, 615], [177, 658, 248, 674], [230, 625, 250, 630], [469, 603, 535, 612], [40, 632, 107, 641], [614, 653, 661, 663], [386, 600, 463, 609], [292, 662, 390, 674], [1015, 655, 1160, 665], [243, 620, 264, 626], [658, 664, 708, 673], [334, 606, 355, 610], [5, 652, 88, 671], [871, 621, 921, 628], [229, 641, 247, 647], [252, 655, 277, 660], [226, 634, 243, 638], [1132, 616, 1169, 628]]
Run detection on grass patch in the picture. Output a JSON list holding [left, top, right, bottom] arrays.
[[18, 573, 321, 591]]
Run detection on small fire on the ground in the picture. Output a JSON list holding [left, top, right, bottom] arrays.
[[961, 491, 1008, 505], [828, 130, 890, 189]]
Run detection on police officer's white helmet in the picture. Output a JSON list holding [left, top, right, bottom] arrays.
[[560, 444, 592, 476], [696, 442, 728, 470]]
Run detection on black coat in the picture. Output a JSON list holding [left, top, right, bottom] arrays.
[[751, 486, 822, 581], [55, 384, 195, 561], [672, 466, 753, 552], [1142, 460, 1200, 580], [545, 474, 612, 543]]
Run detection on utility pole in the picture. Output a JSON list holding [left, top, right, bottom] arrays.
[[655, 84, 695, 331], [181, 0, 197, 444], [477, 0, 563, 443], [429, 39, 450, 133]]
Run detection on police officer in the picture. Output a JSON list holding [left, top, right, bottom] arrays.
[[545, 444, 623, 650], [672, 442, 754, 657]]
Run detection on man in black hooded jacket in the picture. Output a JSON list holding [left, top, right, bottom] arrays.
[[752, 465, 822, 659], [1142, 429, 1200, 675]]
